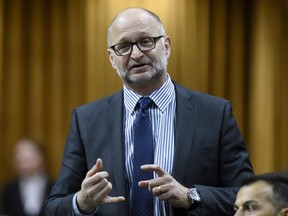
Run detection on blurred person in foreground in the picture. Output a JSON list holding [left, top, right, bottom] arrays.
[[281, 171, 288, 178], [45, 7, 253, 216], [234, 173, 288, 216], [1, 138, 53, 216]]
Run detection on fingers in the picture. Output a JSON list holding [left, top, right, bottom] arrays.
[[138, 179, 165, 197], [88, 181, 117, 204], [86, 180, 125, 205], [141, 164, 166, 177], [138, 180, 150, 188], [79, 158, 125, 209], [105, 195, 126, 204], [95, 158, 103, 171], [87, 158, 103, 177], [153, 185, 164, 196], [139, 164, 167, 191], [84, 159, 108, 190], [140, 180, 168, 199], [138, 165, 176, 201]]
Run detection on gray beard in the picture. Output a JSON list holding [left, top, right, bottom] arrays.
[[115, 55, 168, 85]]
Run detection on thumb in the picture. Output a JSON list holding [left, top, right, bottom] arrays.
[[95, 158, 103, 171], [87, 158, 103, 177]]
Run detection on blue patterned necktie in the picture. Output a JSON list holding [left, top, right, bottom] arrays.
[[131, 97, 154, 216]]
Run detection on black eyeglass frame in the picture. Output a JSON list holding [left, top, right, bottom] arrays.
[[109, 35, 165, 56]]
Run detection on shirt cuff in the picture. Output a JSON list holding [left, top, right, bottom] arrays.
[[72, 192, 98, 216]]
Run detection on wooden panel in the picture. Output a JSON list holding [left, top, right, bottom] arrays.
[[248, 0, 278, 173], [227, 0, 246, 135], [0, 0, 4, 186], [26, 0, 45, 139], [1, 0, 26, 181], [1, 0, 288, 185], [209, 0, 228, 97]]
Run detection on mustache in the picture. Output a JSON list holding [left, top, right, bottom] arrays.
[[127, 58, 152, 70]]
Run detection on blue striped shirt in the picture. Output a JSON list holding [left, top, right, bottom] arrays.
[[123, 75, 176, 216]]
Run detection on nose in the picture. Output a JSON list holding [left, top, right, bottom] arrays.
[[234, 210, 241, 216], [130, 44, 143, 59]]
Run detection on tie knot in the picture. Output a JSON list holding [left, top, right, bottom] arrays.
[[138, 97, 153, 110]]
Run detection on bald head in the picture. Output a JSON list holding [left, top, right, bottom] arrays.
[[107, 8, 166, 46]]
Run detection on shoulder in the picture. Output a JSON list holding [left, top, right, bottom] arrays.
[[66, 90, 123, 124], [2, 179, 20, 195], [174, 82, 229, 108], [75, 90, 123, 113]]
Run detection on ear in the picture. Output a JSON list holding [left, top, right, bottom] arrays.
[[107, 48, 117, 70], [164, 36, 172, 58], [280, 208, 288, 216]]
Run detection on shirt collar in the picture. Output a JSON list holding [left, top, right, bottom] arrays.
[[124, 74, 175, 114]]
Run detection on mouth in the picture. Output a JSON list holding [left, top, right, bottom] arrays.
[[129, 63, 150, 73]]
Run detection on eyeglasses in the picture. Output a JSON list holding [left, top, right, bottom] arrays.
[[110, 35, 164, 56]]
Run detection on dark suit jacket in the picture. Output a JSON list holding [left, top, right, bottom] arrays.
[[2, 178, 53, 216], [45, 83, 253, 216]]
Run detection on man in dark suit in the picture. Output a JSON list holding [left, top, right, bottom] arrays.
[[281, 171, 288, 178], [45, 7, 253, 216], [234, 173, 288, 216], [1, 138, 53, 216]]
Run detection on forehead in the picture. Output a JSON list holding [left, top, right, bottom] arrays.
[[109, 9, 161, 42], [235, 181, 273, 205], [14, 140, 40, 155]]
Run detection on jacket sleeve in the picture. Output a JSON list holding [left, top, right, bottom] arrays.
[[173, 97, 253, 216], [45, 110, 87, 216], [193, 102, 253, 215]]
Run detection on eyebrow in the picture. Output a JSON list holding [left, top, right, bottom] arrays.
[[234, 200, 258, 209], [116, 33, 154, 43], [244, 200, 257, 206]]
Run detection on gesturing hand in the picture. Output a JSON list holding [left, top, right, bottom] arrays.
[[76, 158, 125, 214], [138, 164, 191, 209]]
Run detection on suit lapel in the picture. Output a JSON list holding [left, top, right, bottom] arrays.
[[106, 91, 129, 213], [103, 85, 197, 212], [173, 84, 198, 183]]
